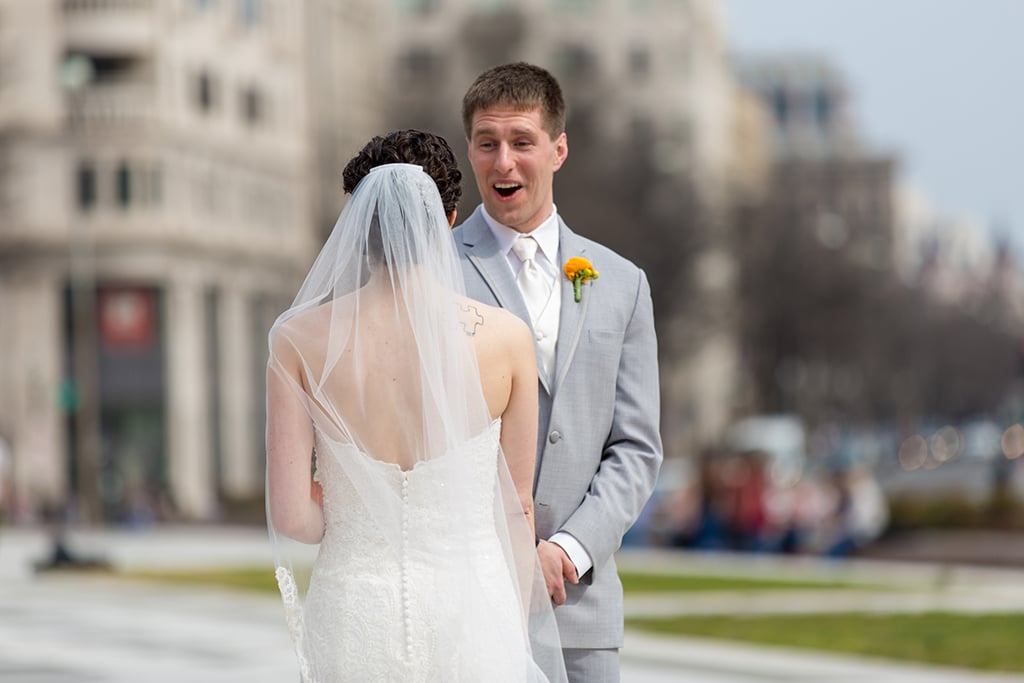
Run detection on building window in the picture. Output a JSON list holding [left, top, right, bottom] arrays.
[[241, 86, 263, 125], [197, 71, 216, 113], [86, 55, 135, 85], [77, 162, 97, 210], [116, 162, 131, 208]]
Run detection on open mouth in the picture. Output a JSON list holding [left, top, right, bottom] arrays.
[[494, 182, 522, 198]]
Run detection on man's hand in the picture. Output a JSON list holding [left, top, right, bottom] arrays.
[[537, 539, 579, 605]]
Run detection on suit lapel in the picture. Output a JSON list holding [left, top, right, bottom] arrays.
[[460, 212, 522, 314], [553, 221, 589, 395], [460, 209, 552, 394]]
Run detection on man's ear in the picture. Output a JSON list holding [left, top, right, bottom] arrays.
[[553, 132, 568, 172]]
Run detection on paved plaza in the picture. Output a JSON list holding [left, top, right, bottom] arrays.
[[2, 526, 1023, 682]]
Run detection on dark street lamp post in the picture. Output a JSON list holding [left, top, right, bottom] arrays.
[[62, 55, 103, 525]]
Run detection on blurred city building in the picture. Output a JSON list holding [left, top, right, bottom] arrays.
[[0, 0, 382, 522], [737, 55, 859, 160], [737, 55, 896, 272], [916, 217, 995, 308], [729, 54, 904, 427], [895, 184, 1024, 332]]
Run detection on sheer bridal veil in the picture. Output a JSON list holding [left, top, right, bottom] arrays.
[[266, 163, 565, 681]]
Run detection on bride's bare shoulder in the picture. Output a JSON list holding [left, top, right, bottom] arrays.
[[453, 296, 529, 344], [269, 298, 353, 358]]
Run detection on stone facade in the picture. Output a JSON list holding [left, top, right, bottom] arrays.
[[0, 0, 380, 521]]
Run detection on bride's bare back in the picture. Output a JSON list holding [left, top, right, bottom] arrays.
[[271, 283, 536, 504]]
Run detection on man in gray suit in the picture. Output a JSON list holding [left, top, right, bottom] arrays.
[[454, 62, 663, 682]]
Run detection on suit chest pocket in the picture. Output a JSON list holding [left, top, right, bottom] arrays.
[[583, 328, 623, 367]]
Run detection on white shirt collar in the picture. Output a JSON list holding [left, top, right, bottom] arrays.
[[481, 205, 561, 266]]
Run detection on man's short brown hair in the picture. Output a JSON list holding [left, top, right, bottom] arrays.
[[461, 62, 566, 140]]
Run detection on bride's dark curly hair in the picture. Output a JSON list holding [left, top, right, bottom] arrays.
[[342, 129, 462, 216]]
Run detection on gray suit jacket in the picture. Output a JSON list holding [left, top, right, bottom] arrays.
[[453, 206, 663, 649]]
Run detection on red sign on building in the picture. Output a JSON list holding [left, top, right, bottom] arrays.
[[98, 286, 157, 349]]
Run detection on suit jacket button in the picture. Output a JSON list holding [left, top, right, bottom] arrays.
[[549, 431, 561, 444]]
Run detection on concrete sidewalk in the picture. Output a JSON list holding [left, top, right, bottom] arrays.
[[618, 547, 1024, 618], [3, 525, 1023, 682]]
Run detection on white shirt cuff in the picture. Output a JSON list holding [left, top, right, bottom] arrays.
[[547, 531, 593, 578]]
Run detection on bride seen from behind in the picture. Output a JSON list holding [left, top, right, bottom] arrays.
[[265, 130, 566, 682]]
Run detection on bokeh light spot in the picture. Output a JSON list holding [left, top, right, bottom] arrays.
[[929, 426, 961, 463], [898, 435, 928, 471], [1001, 424, 1024, 460]]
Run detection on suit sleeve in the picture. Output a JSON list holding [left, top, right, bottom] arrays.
[[559, 268, 663, 578]]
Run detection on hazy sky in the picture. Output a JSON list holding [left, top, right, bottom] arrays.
[[725, 0, 1024, 247]]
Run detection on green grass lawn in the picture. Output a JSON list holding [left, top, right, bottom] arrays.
[[124, 568, 869, 595], [126, 567, 281, 593], [626, 612, 1024, 673], [618, 571, 872, 593]]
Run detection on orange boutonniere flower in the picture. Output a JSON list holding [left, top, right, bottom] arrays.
[[563, 257, 599, 302]]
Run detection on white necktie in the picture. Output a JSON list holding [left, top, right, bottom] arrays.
[[511, 236, 549, 322]]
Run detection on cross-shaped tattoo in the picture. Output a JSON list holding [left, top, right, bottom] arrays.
[[457, 303, 484, 337]]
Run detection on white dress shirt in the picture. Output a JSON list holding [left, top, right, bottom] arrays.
[[481, 207, 561, 375]]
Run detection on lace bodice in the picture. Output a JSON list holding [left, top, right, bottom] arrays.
[[276, 421, 534, 682], [315, 420, 504, 573]]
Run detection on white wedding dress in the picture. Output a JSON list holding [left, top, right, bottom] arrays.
[[268, 164, 564, 683], [276, 420, 533, 682]]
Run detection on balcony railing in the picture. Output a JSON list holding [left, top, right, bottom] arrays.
[[67, 83, 157, 131]]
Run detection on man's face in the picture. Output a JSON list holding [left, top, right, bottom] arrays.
[[467, 105, 568, 234]]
